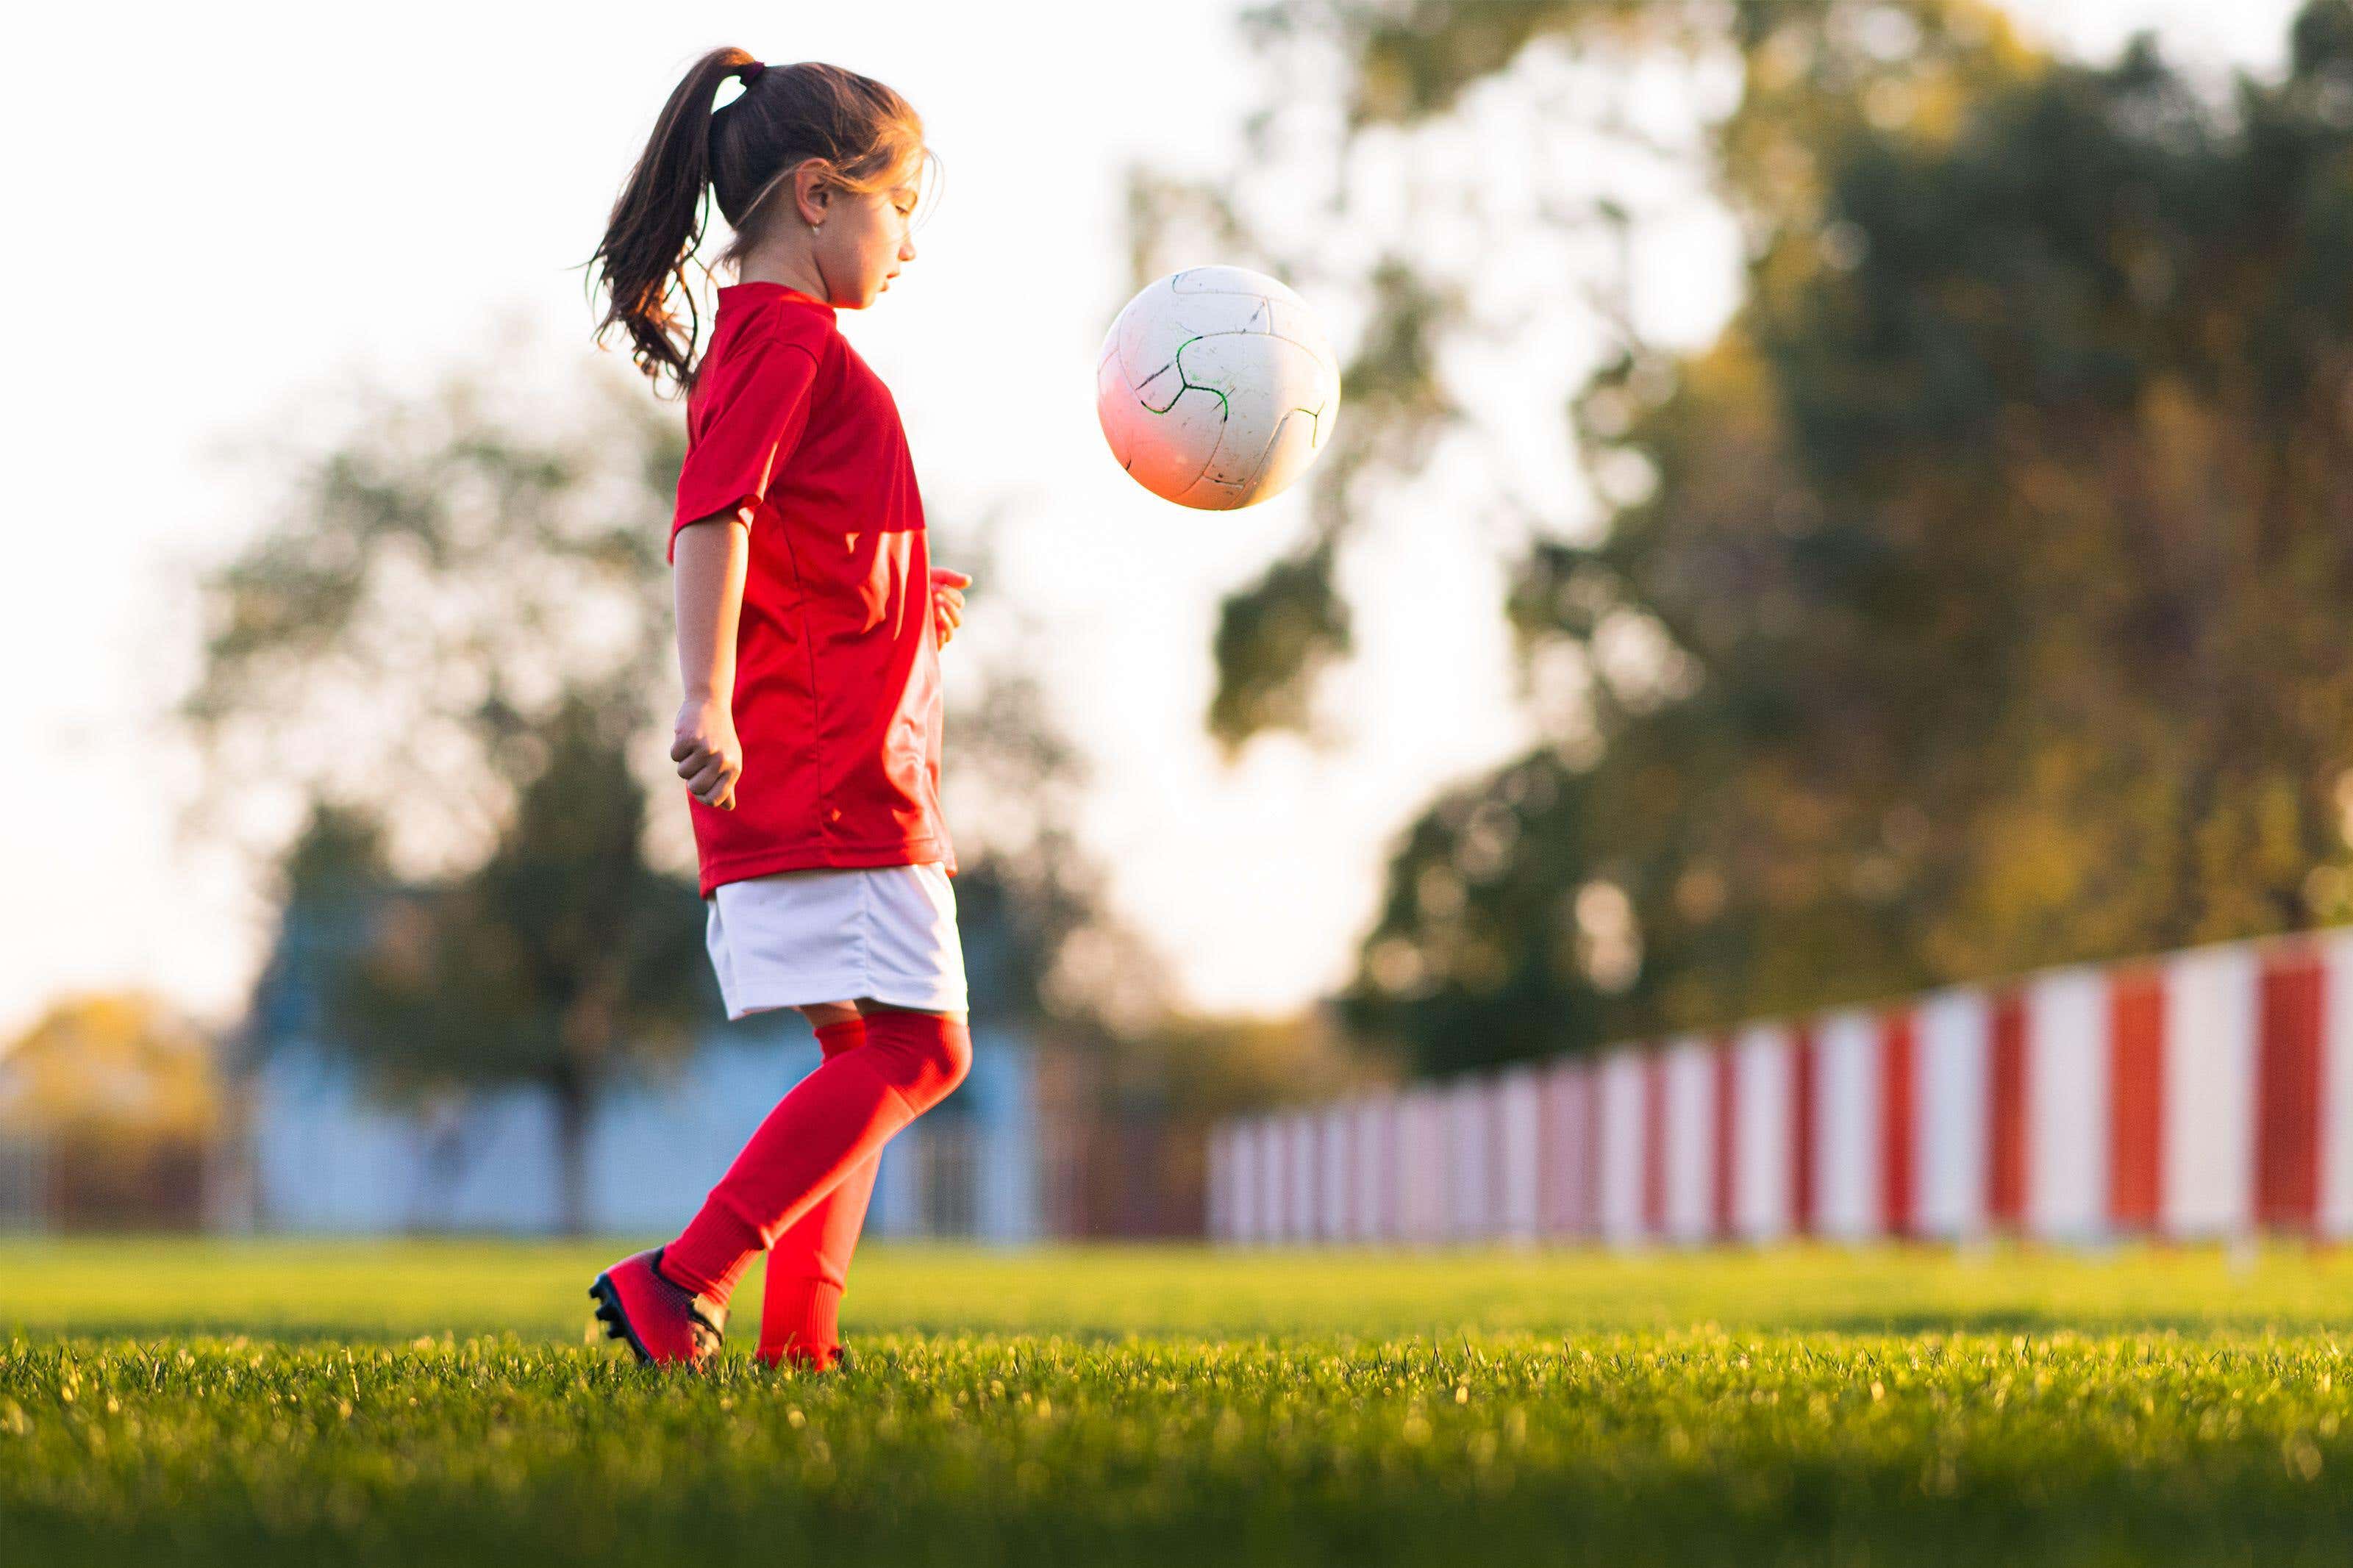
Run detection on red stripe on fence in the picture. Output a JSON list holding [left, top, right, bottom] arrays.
[[2107, 967, 2165, 1231], [1987, 989, 2028, 1228], [2256, 948, 2326, 1231], [1790, 1023, 1819, 1236], [1537, 1072, 1568, 1236], [1557, 1069, 1590, 1239], [1640, 1051, 1668, 1236], [1711, 1036, 1738, 1238], [1880, 1010, 1918, 1238]]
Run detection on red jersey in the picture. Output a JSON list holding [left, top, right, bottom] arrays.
[[670, 281, 954, 896]]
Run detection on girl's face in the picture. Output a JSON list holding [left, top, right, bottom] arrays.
[[812, 164, 920, 310]]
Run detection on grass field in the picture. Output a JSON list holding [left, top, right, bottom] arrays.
[[10, 1239, 2353, 1564]]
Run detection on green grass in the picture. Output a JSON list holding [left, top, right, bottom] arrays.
[[10, 1239, 2353, 1564]]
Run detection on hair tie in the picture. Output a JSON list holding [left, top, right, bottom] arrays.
[[738, 60, 766, 85]]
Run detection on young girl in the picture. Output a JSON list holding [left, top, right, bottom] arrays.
[[582, 48, 971, 1372]]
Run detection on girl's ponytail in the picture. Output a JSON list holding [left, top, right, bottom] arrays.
[[587, 47, 759, 399], [586, 49, 939, 400]]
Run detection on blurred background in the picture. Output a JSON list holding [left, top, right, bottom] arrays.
[[5, 0, 2349, 1242]]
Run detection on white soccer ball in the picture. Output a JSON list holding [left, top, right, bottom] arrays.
[[1095, 265, 1341, 509]]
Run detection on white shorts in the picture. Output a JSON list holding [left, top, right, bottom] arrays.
[[704, 862, 968, 1020]]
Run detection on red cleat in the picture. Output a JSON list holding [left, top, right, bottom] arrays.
[[589, 1248, 728, 1367]]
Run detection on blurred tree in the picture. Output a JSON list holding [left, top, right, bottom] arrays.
[[943, 653, 1174, 1037], [0, 992, 223, 1231], [179, 351, 685, 876], [185, 357, 720, 1231], [280, 704, 711, 1233], [1120, 1010, 1374, 1125], [1133, 1, 2353, 1073], [0, 992, 218, 1145]]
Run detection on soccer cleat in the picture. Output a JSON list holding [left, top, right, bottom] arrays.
[[589, 1247, 728, 1367]]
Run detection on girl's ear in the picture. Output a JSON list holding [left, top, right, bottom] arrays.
[[791, 160, 832, 228]]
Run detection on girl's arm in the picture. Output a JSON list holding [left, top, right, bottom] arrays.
[[671, 509, 753, 811]]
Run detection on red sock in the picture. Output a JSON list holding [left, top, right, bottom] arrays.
[[663, 1008, 971, 1305], [764, 1017, 881, 1367], [762, 1277, 845, 1370]]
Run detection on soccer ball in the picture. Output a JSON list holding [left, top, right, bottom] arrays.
[[1095, 265, 1341, 509]]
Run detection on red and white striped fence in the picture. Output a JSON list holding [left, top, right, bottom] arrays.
[[1206, 928, 2353, 1247]]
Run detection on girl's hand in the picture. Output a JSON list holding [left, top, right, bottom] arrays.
[[671, 697, 743, 811], [929, 567, 971, 648]]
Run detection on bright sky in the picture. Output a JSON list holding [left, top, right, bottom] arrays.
[[0, 1, 2310, 1042]]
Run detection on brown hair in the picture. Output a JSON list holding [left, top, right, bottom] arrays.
[[585, 48, 938, 398]]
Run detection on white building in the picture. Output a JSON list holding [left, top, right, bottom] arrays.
[[242, 1020, 1040, 1240]]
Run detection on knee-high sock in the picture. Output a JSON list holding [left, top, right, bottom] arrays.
[[763, 1017, 881, 1366], [663, 1008, 971, 1304]]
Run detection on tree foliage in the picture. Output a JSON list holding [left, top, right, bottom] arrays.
[[1135, 1, 2353, 1073], [180, 361, 687, 875], [0, 992, 219, 1145], [186, 362, 722, 1228]]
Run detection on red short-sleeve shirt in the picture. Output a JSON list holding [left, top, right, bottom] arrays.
[[670, 281, 954, 896]]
